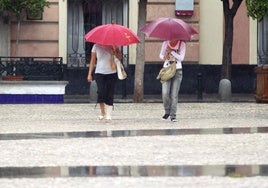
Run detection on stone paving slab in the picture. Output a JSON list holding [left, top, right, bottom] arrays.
[[0, 103, 267, 133], [0, 103, 267, 188], [0, 177, 268, 188], [0, 134, 268, 167]]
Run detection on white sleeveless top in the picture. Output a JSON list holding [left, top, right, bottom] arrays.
[[92, 44, 117, 74]]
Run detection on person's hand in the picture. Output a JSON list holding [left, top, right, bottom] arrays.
[[87, 74, 93, 82], [165, 46, 173, 60], [164, 52, 170, 60]]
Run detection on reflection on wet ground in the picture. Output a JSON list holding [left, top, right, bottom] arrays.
[[1, 126, 267, 180], [0, 127, 267, 140], [0, 165, 267, 178]]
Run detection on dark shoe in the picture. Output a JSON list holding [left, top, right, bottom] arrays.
[[162, 114, 169, 120], [171, 117, 177, 122]]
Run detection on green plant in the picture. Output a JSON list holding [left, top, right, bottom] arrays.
[[0, 0, 50, 20], [23, 0, 50, 19], [246, 0, 268, 21], [227, 172, 245, 178]]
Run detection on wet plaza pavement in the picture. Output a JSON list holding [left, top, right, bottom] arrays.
[[0, 102, 267, 187]]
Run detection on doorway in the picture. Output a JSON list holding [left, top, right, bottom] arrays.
[[67, 0, 128, 67]]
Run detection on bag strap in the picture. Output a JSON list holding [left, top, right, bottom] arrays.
[[177, 41, 182, 53]]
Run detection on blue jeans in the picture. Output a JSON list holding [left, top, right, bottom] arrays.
[[162, 70, 183, 119]]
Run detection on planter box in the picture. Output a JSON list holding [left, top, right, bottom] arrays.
[[0, 80, 68, 104], [255, 65, 268, 103], [2, 76, 24, 81]]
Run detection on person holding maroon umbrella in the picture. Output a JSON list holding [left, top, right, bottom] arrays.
[[141, 17, 197, 122], [159, 40, 186, 122], [87, 44, 122, 122]]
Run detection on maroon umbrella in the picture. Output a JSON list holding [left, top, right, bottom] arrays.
[[85, 23, 140, 46], [140, 17, 198, 41]]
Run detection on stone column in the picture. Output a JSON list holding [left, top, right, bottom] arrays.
[[258, 14, 268, 66]]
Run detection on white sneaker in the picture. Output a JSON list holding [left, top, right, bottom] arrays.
[[171, 118, 177, 122], [97, 115, 105, 121]]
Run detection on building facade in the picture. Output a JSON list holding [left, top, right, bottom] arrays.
[[0, 0, 263, 96]]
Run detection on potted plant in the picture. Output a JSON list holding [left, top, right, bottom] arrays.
[[0, 0, 50, 21], [24, 0, 50, 20]]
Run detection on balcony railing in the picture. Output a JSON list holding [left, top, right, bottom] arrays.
[[0, 57, 63, 80]]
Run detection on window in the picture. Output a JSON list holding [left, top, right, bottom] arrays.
[[175, 0, 194, 16], [67, 0, 128, 67]]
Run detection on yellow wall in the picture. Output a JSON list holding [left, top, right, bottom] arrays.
[[249, 19, 257, 65], [128, 0, 138, 65], [59, 0, 67, 64], [200, 0, 223, 65]]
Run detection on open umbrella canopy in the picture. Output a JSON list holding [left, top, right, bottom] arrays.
[[140, 17, 198, 41], [85, 23, 140, 46]]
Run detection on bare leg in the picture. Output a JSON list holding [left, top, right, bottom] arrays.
[[100, 103, 105, 116], [98, 103, 106, 120]]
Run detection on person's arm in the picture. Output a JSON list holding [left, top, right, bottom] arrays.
[[170, 41, 186, 62], [87, 52, 96, 82], [159, 41, 169, 60]]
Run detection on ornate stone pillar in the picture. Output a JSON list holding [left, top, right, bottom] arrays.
[[258, 14, 268, 66], [255, 14, 268, 103]]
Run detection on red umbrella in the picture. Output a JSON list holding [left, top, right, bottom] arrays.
[[85, 23, 140, 46], [140, 17, 198, 41]]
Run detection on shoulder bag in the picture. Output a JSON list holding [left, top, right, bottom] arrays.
[[114, 56, 127, 80], [156, 62, 176, 83]]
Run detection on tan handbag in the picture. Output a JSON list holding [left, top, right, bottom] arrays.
[[156, 62, 176, 83]]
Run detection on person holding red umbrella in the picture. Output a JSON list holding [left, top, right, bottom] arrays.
[[159, 40, 186, 122], [87, 44, 122, 122], [85, 22, 139, 122]]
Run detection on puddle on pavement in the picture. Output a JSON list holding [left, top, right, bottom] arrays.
[[0, 127, 267, 140], [0, 165, 267, 178]]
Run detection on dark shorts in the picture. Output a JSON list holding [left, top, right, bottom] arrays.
[[94, 73, 117, 105]]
